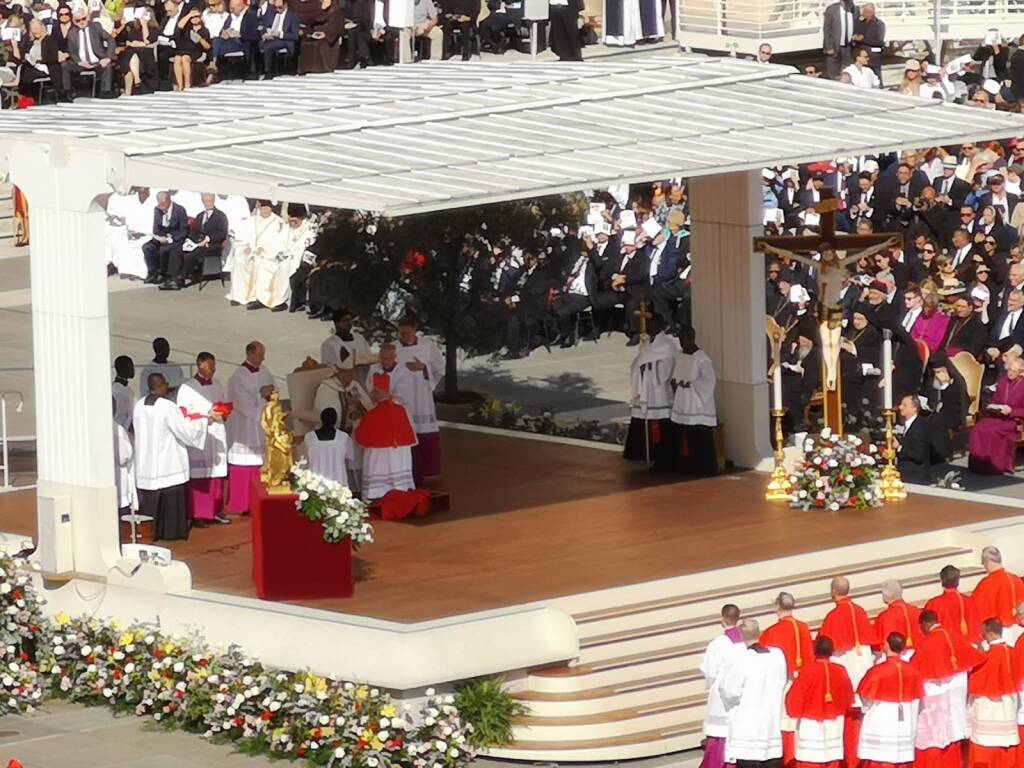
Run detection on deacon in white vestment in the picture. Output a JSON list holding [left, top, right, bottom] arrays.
[[177, 353, 230, 525], [107, 188, 156, 280], [624, 330, 676, 462], [393, 319, 445, 479], [720, 619, 788, 766], [113, 418, 136, 513], [112, 355, 137, 432], [660, 327, 718, 475], [229, 200, 287, 308], [304, 407, 355, 488], [225, 341, 276, 514], [218, 193, 252, 274], [133, 372, 211, 541], [700, 605, 746, 768], [321, 308, 373, 383]]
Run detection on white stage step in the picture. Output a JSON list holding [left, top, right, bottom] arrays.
[[496, 536, 987, 762]]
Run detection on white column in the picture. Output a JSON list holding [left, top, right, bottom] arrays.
[[689, 170, 772, 469], [5, 142, 121, 576]]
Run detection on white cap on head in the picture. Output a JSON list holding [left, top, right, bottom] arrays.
[[641, 218, 662, 239], [336, 355, 354, 371]]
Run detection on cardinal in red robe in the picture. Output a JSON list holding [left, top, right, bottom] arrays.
[[911, 609, 986, 768], [968, 619, 1023, 768], [874, 580, 923, 651], [355, 373, 418, 501], [858, 633, 926, 768], [972, 547, 1024, 629], [786, 636, 855, 768], [762, 592, 816, 768], [925, 565, 982, 645]]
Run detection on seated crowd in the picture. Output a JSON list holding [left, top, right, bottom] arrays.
[[701, 547, 1024, 768], [110, 314, 446, 539], [1, 0, 591, 101], [764, 140, 1024, 479]]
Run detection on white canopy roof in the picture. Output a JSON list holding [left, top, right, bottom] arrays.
[[1, 57, 1022, 215]]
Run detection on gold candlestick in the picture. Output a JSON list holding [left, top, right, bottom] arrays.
[[765, 407, 793, 501], [879, 408, 907, 501]]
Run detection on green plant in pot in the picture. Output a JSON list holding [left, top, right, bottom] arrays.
[[454, 676, 530, 748]]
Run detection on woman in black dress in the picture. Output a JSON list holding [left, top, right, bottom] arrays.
[[172, 9, 212, 89], [116, 10, 158, 95]]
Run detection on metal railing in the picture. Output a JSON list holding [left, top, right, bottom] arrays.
[[677, 0, 1024, 56]]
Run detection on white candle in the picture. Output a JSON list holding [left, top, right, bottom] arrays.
[[882, 329, 893, 411], [773, 362, 783, 411]]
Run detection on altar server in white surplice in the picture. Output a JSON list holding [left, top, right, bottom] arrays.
[[321, 308, 373, 383], [113, 413, 136, 515], [177, 352, 230, 527], [112, 355, 137, 432], [624, 328, 675, 462], [225, 341, 276, 515], [720, 619, 788, 766], [699, 604, 746, 768], [661, 326, 719, 475], [304, 407, 355, 488], [133, 372, 211, 541], [393, 318, 444, 479], [229, 200, 287, 308]]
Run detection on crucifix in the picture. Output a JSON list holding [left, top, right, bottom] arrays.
[[755, 188, 900, 435], [635, 301, 653, 343]]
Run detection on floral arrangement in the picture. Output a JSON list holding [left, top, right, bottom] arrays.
[[291, 461, 374, 549], [789, 428, 882, 511], [0, 555, 477, 767], [470, 397, 626, 445]]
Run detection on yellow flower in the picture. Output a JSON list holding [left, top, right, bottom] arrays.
[[304, 673, 327, 695], [118, 632, 134, 647], [109, 619, 121, 631], [272, 727, 284, 741], [148, 671, 161, 682], [162, 643, 176, 655], [54, 612, 70, 627], [380, 704, 396, 718], [355, 686, 369, 701], [371, 737, 383, 750]]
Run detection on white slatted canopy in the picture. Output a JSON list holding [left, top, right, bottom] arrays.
[[1, 57, 1023, 215]]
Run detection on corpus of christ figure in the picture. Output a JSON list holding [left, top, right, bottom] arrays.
[[754, 189, 900, 435]]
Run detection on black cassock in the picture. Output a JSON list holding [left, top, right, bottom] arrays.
[[548, 0, 582, 61], [141, 483, 191, 542]]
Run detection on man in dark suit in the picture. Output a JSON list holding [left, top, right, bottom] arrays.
[[781, 334, 820, 433], [822, 0, 856, 78], [260, 0, 300, 77], [504, 251, 553, 358], [984, 289, 1024, 377], [875, 162, 926, 231], [940, 296, 989, 359], [63, 8, 116, 97], [553, 234, 598, 347], [896, 394, 932, 485], [439, 0, 480, 60], [934, 157, 971, 209], [162, 193, 228, 290], [218, 0, 260, 72], [143, 192, 188, 285], [592, 230, 651, 346], [976, 174, 1020, 224], [651, 214, 691, 330]]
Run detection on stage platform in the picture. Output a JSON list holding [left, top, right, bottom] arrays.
[[1, 427, 1022, 624]]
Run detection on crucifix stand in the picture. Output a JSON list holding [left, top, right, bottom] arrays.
[[755, 188, 900, 436], [635, 301, 653, 343]]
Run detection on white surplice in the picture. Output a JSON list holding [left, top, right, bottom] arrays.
[[720, 646, 788, 762], [114, 420, 137, 510], [177, 377, 228, 479], [917, 672, 969, 750], [229, 213, 287, 305], [629, 332, 676, 420], [832, 646, 875, 697], [132, 395, 208, 491], [226, 364, 274, 466], [392, 336, 444, 435], [219, 195, 252, 273], [859, 698, 920, 762], [969, 693, 1020, 746], [361, 444, 416, 499], [700, 633, 745, 738], [107, 192, 155, 280], [671, 349, 717, 426], [321, 330, 373, 369], [112, 380, 136, 432], [140, 362, 186, 395], [795, 716, 845, 763], [304, 430, 354, 487], [253, 214, 292, 308]]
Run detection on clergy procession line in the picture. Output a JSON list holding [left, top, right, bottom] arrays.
[[702, 547, 1024, 768], [110, 314, 445, 540]]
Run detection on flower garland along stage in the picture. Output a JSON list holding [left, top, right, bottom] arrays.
[[789, 429, 883, 511], [292, 461, 375, 549], [0, 555, 476, 767]]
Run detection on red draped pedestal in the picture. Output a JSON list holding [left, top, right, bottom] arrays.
[[250, 477, 353, 600]]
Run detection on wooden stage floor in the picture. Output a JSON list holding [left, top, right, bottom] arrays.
[[2, 428, 1021, 623]]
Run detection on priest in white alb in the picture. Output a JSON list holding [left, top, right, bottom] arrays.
[[177, 352, 231, 527], [218, 193, 252, 273], [699, 604, 745, 768], [107, 187, 156, 281], [623, 322, 675, 463], [133, 372, 215, 541], [393, 317, 445, 481], [113, 402, 136, 517], [659, 325, 718, 475], [229, 200, 287, 309], [720, 618, 789, 768], [856, 633, 924, 768], [225, 341, 275, 515], [250, 201, 293, 311]]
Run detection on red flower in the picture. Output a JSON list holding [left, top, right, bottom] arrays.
[[113, 670, 123, 680], [154, 650, 164, 659], [295, 747, 306, 757], [312, 729, 322, 740], [198, 658, 209, 667], [260, 711, 273, 721], [233, 717, 244, 728], [11, 590, 22, 600]]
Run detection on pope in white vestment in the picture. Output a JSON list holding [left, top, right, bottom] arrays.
[[132, 383, 209, 541], [177, 361, 230, 524], [225, 343, 275, 514], [720, 627, 788, 764], [229, 201, 288, 308]]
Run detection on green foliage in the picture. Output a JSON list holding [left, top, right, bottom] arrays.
[[454, 676, 529, 748], [469, 397, 626, 445]]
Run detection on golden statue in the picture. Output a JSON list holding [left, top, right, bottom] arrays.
[[260, 391, 294, 494]]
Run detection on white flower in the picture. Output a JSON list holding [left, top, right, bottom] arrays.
[[378, 730, 389, 741], [319, 715, 330, 725], [435, 740, 447, 751], [103, 688, 114, 698], [175, 682, 187, 692], [335, 748, 346, 758], [449, 748, 460, 758], [425, 687, 436, 697], [113, 651, 125, 661], [1, 676, 12, 687], [269, 701, 281, 712], [81, 645, 93, 657]]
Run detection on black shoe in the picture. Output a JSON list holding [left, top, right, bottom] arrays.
[[158, 281, 180, 291], [271, 303, 287, 312], [501, 351, 522, 360], [289, 303, 305, 313], [245, 301, 263, 310], [230, 300, 241, 306], [144, 274, 160, 284], [213, 514, 231, 525], [559, 339, 574, 349], [192, 519, 210, 529], [626, 336, 641, 347], [582, 332, 599, 342]]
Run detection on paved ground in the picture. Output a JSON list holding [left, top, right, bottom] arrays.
[[0, 699, 701, 768]]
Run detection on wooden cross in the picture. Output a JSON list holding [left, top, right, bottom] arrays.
[[754, 187, 901, 435], [635, 301, 653, 342]]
